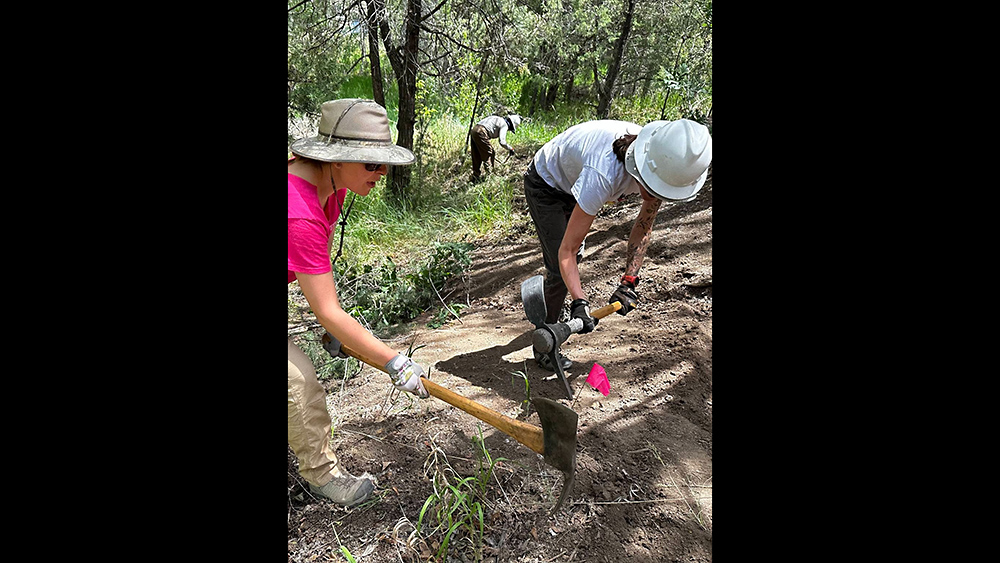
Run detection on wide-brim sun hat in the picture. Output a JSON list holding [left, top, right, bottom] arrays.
[[625, 119, 712, 202], [290, 99, 415, 165]]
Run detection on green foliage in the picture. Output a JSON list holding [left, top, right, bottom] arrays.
[[333, 242, 474, 333], [285, 329, 362, 382], [427, 303, 467, 329]]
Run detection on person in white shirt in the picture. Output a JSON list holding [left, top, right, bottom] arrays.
[[523, 118, 712, 371], [470, 113, 522, 182]]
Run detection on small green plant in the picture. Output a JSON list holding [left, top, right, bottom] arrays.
[[510, 369, 532, 416], [416, 425, 506, 562], [471, 425, 504, 494], [331, 524, 358, 562]]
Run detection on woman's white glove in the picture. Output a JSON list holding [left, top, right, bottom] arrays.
[[385, 354, 429, 398]]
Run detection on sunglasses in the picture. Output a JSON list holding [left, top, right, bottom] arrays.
[[364, 162, 388, 172]]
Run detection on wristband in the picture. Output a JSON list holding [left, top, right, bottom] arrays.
[[621, 275, 639, 288]]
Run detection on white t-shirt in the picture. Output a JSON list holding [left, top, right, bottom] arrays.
[[532, 120, 643, 216], [476, 115, 514, 151]]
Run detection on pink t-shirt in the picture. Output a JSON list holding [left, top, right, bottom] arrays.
[[288, 173, 348, 283]]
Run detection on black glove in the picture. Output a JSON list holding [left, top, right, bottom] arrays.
[[570, 298, 598, 334], [609, 283, 638, 316], [321, 332, 348, 358], [508, 148, 516, 156]]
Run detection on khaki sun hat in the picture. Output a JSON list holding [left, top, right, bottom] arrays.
[[290, 99, 415, 165]]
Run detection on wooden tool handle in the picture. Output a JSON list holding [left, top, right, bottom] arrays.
[[419, 379, 544, 455], [591, 301, 622, 319], [340, 343, 545, 456]]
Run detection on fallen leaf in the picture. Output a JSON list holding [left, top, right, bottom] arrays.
[[530, 527, 538, 539]]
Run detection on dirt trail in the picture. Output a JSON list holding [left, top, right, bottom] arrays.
[[288, 173, 712, 562]]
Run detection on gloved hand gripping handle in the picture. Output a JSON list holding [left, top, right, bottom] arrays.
[[531, 301, 623, 354]]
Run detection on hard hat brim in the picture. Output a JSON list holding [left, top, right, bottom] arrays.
[[625, 121, 705, 202]]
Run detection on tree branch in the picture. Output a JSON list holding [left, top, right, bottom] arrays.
[[420, 0, 448, 23], [418, 23, 485, 53]]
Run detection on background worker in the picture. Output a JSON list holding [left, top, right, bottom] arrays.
[[470, 113, 522, 182]]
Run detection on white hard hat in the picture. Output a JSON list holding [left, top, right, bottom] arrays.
[[508, 114, 522, 131], [625, 119, 712, 202]]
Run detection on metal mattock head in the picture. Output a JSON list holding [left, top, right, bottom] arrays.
[[521, 275, 547, 328], [531, 397, 578, 514]]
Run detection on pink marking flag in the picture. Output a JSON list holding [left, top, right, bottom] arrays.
[[587, 363, 610, 396]]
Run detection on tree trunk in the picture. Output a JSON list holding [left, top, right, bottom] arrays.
[[364, 0, 385, 107], [545, 82, 559, 110], [377, 0, 421, 205], [596, 0, 635, 118]]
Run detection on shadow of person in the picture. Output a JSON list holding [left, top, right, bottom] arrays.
[[431, 329, 583, 410]]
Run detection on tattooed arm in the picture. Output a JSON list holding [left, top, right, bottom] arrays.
[[624, 186, 662, 276]]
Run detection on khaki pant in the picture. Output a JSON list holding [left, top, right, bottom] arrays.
[[470, 124, 494, 180], [288, 338, 344, 487]]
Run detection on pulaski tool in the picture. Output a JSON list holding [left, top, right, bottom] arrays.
[[321, 333, 579, 514], [520, 275, 624, 399]]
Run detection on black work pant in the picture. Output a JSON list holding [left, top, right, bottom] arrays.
[[523, 161, 584, 324]]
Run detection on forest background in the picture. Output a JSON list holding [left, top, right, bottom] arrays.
[[288, 0, 711, 339]]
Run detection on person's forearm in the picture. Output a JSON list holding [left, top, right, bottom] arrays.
[[624, 199, 661, 276], [559, 205, 597, 301], [558, 246, 586, 301]]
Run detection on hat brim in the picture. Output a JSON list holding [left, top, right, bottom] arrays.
[[625, 124, 705, 202], [290, 136, 415, 165]]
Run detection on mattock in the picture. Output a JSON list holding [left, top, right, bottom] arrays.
[[320, 333, 580, 514], [520, 275, 623, 399]]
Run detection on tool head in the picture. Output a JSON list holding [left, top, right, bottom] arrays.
[[536, 323, 576, 400], [531, 397, 578, 513], [531, 321, 575, 355], [520, 275, 547, 328]]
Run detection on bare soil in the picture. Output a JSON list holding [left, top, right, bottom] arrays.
[[288, 168, 713, 562]]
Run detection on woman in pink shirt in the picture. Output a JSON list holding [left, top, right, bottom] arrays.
[[288, 99, 427, 507]]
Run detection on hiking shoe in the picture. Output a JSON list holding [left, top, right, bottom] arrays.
[[534, 350, 572, 372], [308, 473, 374, 507]]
